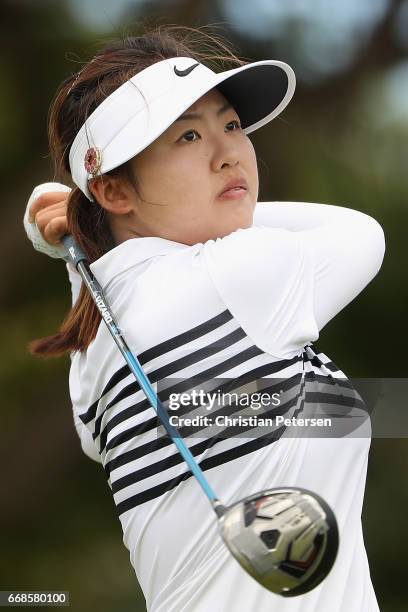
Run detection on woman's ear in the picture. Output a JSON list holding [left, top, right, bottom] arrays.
[[88, 174, 135, 215]]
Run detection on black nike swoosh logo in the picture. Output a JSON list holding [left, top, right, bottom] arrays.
[[174, 63, 199, 77]]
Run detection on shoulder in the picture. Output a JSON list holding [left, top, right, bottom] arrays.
[[200, 224, 309, 280]]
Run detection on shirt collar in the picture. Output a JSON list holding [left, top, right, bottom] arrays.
[[89, 236, 190, 290]]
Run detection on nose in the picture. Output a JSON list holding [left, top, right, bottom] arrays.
[[210, 136, 240, 172]]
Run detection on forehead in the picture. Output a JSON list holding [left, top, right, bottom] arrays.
[[138, 88, 236, 154], [184, 87, 228, 113]]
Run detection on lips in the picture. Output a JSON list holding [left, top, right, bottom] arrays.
[[218, 177, 248, 197]]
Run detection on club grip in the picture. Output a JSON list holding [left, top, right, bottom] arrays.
[[62, 234, 88, 268]]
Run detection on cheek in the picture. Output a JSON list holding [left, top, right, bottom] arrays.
[[157, 156, 211, 203], [133, 153, 193, 201], [245, 139, 259, 185]]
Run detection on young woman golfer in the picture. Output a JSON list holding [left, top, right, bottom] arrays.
[[24, 27, 385, 611]]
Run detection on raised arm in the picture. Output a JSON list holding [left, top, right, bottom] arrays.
[[24, 183, 100, 463], [23, 183, 83, 305], [23, 182, 71, 258], [253, 201, 385, 331], [203, 202, 385, 358], [254, 200, 381, 232]]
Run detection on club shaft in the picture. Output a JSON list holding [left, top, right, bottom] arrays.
[[62, 235, 222, 509]]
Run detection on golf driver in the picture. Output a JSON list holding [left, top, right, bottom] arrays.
[[62, 234, 339, 598]]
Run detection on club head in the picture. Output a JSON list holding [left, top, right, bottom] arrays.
[[217, 487, 339, 597]]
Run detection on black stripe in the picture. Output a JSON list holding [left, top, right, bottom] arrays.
[[306, 391, 366, 414], [102, 357, 301, 479], [100, 347, 301, 446], [324, 361, 342, 372], [142, 308, 233, 362], [104, 372, 366, 478], [105, 436, 170, 479], [110, 378, 304, 493], [102, 343, 263, 452], [305, 343, 342, 372], [95, 326, 247, 436], [101, 349, 302, 453], [81, 308, 233, 425], [114, 428, 286, 516], [174, 373, 303, 423], [106, 369, 363, 486], [304, 372, 356, 392], [90, 339, 331, 428], [99, 356, 357, 486], [105, 366, 305, 481]]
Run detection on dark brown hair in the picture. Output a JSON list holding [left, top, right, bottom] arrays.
[[29, 24, 247, 358]]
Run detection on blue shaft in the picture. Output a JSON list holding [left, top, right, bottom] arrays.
[[62, 235, 220, 507]]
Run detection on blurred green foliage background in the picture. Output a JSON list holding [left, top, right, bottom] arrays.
[[1, 0, 407, 610]]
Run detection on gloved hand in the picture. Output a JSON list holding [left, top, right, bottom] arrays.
[[23, 182, 72, 259]]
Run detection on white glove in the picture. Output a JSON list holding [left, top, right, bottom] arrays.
[[23, 182, 72, 259]]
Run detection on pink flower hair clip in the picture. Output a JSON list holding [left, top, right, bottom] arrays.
[[84, 147, 102, 176]]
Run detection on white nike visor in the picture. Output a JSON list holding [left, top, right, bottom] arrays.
[[69, 56, 296, 201]]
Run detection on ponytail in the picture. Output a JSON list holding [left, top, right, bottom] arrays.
[[29, 186, 115, 356]]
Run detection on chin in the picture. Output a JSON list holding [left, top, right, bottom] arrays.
[[230, 211, 254, 232], [198, 212, 255, 243], [215, 221, 252, 240]]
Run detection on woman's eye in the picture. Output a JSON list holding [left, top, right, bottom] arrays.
[[226, 120, 241, 131], [179, 130, 199, 143]]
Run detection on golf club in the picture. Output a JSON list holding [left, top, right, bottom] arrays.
[[62, 233, 339, 598]]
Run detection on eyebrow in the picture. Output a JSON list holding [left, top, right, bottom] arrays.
[[175, 100, 234, 122]]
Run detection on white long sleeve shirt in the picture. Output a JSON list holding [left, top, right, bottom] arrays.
[[27, 192, 385, 611], [66, 202, 385, 471]]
